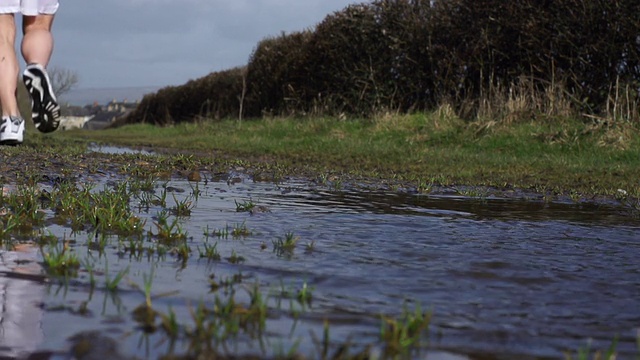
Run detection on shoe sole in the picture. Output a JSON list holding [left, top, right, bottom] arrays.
[[0, 133, 23, 146], [0, 139, 23, 146], [0, 119, 24, 145], [23, 66, 61, 133]]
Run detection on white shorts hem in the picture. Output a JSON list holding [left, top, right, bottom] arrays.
[[22, 5, 58, 16], [0, 7, 20, 14], [0, 1, 58, 15]]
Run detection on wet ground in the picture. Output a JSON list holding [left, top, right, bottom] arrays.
[[0, 144, 639, 359]]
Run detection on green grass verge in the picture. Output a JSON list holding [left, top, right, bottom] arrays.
[[55, 112, 640, 197]]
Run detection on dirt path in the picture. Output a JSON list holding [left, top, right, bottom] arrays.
[[1, 142, 637, 219]]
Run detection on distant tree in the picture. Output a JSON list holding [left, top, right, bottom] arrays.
[[48, 66, 79, 96]]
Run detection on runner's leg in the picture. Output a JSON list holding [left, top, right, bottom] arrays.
[[21, 14, 54, 67], [0, 14, 19, 117]]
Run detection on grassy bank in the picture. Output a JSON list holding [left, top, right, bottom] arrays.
[[58, 111, 640, 198]]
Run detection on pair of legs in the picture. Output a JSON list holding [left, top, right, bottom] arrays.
[[0, 14, 53, 118]]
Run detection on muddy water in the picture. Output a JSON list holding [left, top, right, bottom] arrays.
[[2, 171, 639, 359]]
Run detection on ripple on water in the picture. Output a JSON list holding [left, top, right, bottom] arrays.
[[10, 174, 639, 359]]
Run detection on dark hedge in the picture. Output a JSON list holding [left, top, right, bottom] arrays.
[[121, 0, 640, 125], [119, 67, 245, 126]]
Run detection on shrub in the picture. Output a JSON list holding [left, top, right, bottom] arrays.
[[121, 0, 640, 125], [245, 30, 314, 117], [120, 67, 245, 126]]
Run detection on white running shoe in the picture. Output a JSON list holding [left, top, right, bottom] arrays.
[[23, 63, 61, 133], [0, 116, 25, 145]]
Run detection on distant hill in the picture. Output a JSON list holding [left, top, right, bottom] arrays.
[[59, 86, 162, 106]]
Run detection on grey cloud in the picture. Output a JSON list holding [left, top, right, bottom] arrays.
[[48, 0, 358, 88]]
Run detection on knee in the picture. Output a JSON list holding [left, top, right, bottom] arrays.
[[0, 18, 16, 46], [0, 32, 16, 49]]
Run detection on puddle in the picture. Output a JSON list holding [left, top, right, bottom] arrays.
[[1, 171, 639, 359], [88, 143, 155, 155]]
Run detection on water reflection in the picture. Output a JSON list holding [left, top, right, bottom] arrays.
[[182, 179, 640, 357], [88, 144, 154, 156], [0, 245, 46, 359], [3, 174, 639, 359]]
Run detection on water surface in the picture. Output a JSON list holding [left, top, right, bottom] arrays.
[[1, 172, 638, 359]]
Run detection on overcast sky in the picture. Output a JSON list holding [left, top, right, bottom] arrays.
[[25, 0, 361, 89]]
